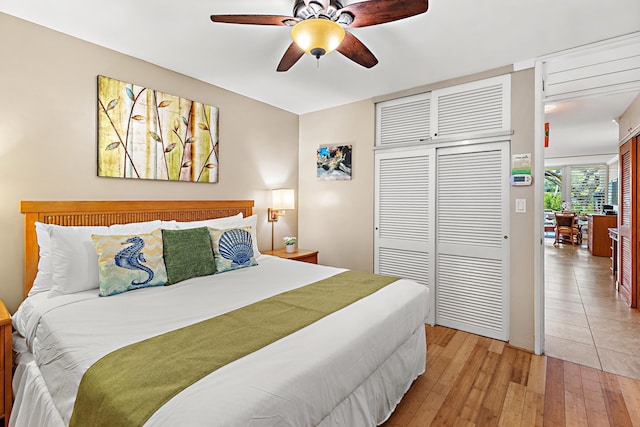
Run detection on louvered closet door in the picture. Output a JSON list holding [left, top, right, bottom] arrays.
[[431, 75, 510, 139], [436, 141, 510, 340], [619, 139, 635, 306], [375, 147, 435, 324], [376, 93, 431, 146]]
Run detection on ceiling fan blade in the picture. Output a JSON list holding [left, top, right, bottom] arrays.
[[277, 43, 305, 72], [336, 32, 378, 68], [210, 15, 296, 26], [341, 0, 428, 28]]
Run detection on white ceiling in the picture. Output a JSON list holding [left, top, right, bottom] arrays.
[[544, 91, 638, 167], [2, 0, 640, 160]]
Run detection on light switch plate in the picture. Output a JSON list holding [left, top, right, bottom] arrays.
[[516, 199, 526, 213]]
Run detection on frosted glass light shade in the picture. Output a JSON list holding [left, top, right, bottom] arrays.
[[291, 19, 345, 58], [272, 189, 295, 210]]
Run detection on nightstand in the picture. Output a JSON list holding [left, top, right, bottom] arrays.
[[0, 300, 11, 423], [263, 248, 318, 264]]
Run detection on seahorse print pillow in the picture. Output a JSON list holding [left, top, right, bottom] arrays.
[[91, 229, 168, 296], [208, 226, 258, 273]]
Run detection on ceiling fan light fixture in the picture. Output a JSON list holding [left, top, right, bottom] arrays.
[[291, 19, 345, 59]]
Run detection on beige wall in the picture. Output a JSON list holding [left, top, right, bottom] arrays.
[[298, 68, 537, 350], [0, 13, 299, 312], [619, 93, 640, 141], [509, 68, 536, 350], [298, 101, 375, 271]]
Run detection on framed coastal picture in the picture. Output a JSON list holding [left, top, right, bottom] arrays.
[[317, 145, 352, 181], [97, 75, 219, 183]]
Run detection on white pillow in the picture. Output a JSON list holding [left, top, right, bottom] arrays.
[[47, 220, 162, 297], [174, 213, 243, 230], [29, 222, 54, 296], [241, 214, 261, 257], [160, 220, 179, 230]]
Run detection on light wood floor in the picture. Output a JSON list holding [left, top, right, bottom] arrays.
[[383, 325, 640, 426]]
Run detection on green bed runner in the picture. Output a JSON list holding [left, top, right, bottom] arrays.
[[69, 270, 398, 427]]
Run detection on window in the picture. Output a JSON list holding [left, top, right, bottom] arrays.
[[608, 179, 618, 206], [570, 165, 607, 214], [544, 168, 562, 211]]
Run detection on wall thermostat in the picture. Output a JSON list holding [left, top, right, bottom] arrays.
[[510, 175, 532, 186]]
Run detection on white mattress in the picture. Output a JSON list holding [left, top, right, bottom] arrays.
[[11, 255, 429, 426]]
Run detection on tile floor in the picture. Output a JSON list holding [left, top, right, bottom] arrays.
[[544, 236, 640, 380]]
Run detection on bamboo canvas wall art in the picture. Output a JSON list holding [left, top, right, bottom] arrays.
[[97, 75, 219, 183]]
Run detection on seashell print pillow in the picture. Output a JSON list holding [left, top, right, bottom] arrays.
[[91, 229, 168, 296], [208, 226, 258, 273]]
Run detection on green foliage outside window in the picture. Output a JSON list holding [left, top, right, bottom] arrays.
[[544, 192, 562, 211], [544, 169, 562, 211]]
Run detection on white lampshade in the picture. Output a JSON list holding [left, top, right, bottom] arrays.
[[272, 188, 295, 210]]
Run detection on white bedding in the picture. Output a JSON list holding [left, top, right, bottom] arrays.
[[11, 255, 429, 426]]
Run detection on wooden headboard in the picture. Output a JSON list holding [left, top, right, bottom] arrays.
[[20, 200, 254, 299]]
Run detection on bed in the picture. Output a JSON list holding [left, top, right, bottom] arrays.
[[11, 200, 429, 426]]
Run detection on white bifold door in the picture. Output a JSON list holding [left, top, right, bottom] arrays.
[[375, 141, 509, 340], [435, 142, 509, 341], [374, 146, 436, 324]]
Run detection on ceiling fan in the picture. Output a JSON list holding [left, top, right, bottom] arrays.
[[210, 0, 429, 72]]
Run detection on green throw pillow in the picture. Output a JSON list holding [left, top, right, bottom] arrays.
[[162, 227, 216, 285]]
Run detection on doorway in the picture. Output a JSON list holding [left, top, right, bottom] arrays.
[[534, 33, 640, 377]]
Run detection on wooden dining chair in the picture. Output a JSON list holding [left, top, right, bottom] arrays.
[[554, 213, 579, 246]]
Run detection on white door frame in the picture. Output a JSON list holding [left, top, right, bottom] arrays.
[[533, 61, 545, 355]]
